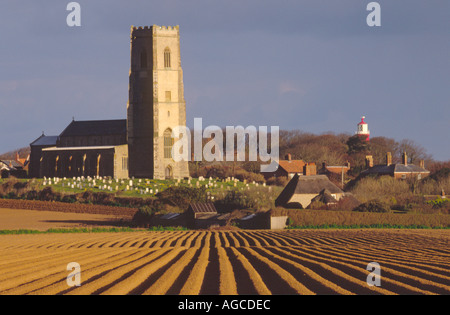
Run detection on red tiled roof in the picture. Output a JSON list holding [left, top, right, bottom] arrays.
[[325, 166, 350, 174], [278, 160, 306, 174]]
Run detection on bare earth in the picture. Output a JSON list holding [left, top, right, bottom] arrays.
[[0, 229, 448, 295], [0, 208, 129, 231]]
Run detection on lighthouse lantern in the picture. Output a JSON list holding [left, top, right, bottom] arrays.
[[356, 116, 370, 141]]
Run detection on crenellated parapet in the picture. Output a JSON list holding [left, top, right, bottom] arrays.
[[131, 25, 180, 35]]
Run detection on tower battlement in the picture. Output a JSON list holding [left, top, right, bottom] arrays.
[[131, 25, 180, 34]]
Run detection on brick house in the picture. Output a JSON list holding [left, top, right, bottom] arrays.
[[361, 152, 430, 180], [264, 154, 316, 179]]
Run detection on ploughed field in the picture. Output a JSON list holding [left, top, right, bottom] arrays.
[[0, 230, 449, 295]]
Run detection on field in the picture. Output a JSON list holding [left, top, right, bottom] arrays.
[[0, 230, 449, 295], [0, 208, 131, 231]]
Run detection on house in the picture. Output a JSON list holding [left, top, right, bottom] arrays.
[[0, 159, 27, 178], [275, 174, 345, 209], [0, 161, 13, 178], [361, 152, 430, 180], [264, 154, 316, 179]]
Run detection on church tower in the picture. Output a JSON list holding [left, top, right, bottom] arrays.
[[127, 25, 190, 179]]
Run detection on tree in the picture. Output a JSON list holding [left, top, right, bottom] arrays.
[[368, 137, 398, 164], [346, 135, 369, 154], [396, 139, 432, 165]]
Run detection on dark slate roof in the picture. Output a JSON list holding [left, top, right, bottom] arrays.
[[0, 160, 23, 169], [362, 164, 430, 175], [30, 135, 59, 146], [188, 202, 217, 214], [394, 164, 430, 173], [59, 119, 127, 137]]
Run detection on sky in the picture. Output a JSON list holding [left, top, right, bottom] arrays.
[[0, 0, 449, 160]]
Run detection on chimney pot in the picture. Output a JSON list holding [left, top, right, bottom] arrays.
[[419, 159, 425, 169], [386, 152, 392, 166], [402, 152, 408, 166], [365, 155, 374, 168]]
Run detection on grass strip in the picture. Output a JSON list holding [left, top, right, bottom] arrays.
[[0, 226, 188, 235], [286, 224, 449, 230]]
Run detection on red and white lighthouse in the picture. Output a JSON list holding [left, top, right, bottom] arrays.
[[356, 116, 370, 141]]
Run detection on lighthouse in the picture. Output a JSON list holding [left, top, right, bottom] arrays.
[[356, 116, 370, 141]]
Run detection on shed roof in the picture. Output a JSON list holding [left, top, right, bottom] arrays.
[[188, 202, 217, 214], [160, 213, 182, 220]]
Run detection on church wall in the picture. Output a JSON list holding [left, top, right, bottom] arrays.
[[40, 147, 121, 179]]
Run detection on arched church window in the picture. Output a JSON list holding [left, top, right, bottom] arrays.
[[164, 48, 171, 68], [165, 166, 173, 179], [164, 128, 174, 159]]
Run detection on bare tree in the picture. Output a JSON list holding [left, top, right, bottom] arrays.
[[396, 139, 432, 165]]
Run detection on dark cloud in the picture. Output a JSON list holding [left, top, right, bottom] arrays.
[[0, 1, 449, 160]]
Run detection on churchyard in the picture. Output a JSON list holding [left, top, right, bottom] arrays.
[[0, 176, 279, 208]]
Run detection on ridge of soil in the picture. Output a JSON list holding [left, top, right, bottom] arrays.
[[0, 199, 138, 218]]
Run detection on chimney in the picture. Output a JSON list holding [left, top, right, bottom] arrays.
[[386, 152, 392, 166], [303, 163, 316, 176], [365, 155, 374, 169], [402, 152, 408, 166], [419, 159, 425, 169], [285, 154, 291, 161], [15, 152, 20, 162]]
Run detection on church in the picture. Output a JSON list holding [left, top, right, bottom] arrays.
[[29, 25, 190, 180]]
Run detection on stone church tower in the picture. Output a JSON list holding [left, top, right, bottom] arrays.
[[127, 25, 190, 179]]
